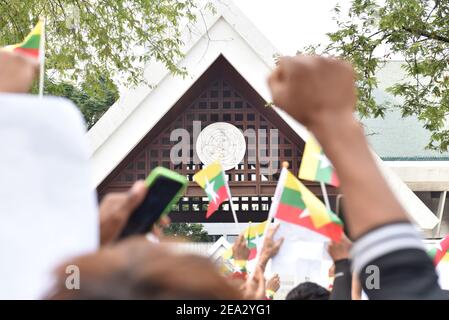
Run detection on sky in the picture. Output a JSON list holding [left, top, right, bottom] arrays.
[[232, 0, 349, 55]]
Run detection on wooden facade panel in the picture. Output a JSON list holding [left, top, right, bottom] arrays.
[[97, 56, 338, 222]]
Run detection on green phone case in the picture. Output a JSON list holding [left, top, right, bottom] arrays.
[[144, 166, 188, 217]]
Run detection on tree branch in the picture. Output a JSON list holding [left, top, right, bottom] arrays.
[[403, 27, 449, 43]]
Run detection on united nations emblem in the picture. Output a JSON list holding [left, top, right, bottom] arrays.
[[196, 122, 246, 171]]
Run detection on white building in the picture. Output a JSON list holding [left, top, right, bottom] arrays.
[[87, 0, 448, 241]]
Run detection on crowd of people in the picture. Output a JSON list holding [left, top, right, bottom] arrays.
[[1, 50, 448, 300]]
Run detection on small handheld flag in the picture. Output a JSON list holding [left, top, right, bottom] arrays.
[[2, 18, 46, 98], [428, 234, 449, 266], [3, 20, 43, 60], [221, 221, 268, 264], [244, 221, 267, 260], [193, 162, 231, 219], [273, 167, 343, 242], [299, 135, 339, 187]]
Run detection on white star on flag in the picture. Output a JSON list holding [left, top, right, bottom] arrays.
[[251, 234, 264, 249], [233, 264, 245, 273], [314, 152, 332, 169], [299, 208, 310, 218], [205, 178, 219, 204]]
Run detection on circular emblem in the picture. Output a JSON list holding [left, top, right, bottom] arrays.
[[196, 122, 246, 171]]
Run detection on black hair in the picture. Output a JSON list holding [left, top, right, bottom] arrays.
[[285, 281, 330, 300]]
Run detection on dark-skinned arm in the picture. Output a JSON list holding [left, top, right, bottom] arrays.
[[267, 55, 445, 299]]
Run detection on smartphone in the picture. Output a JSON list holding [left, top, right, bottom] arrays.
[[118, 167, 188, 238]]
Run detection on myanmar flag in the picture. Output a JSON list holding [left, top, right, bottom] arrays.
[[244, 221, 267, 260], [193, 162, 231, 218], [273, 168, 343, 242], [221, 221, 267, 262], [3, 20, 43, 60], [299, 135, 339, 187], [428, 234, 449, 266]]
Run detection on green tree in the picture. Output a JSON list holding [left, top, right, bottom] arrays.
[[164, 223, 211, 242], [0, 0, 202, 97], [311, 0, 449, 151], [45, 77, 119, 128]]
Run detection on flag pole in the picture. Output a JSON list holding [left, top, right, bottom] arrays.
[[247, 221, 252, 247], [250, 162, 288, 277], [228, 197, 239, 227], [38, 17, 46, 99], [222, 165, 239, 229], [320, 181, 331, 211]]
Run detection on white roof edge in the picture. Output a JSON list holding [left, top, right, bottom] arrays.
[[373, 152, 440, 229], [386, 161, 449, 167], [207, 236, 231, 256], [87, 0, 280, 154]]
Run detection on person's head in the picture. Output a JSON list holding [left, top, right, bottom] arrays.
[[285, 281, 330, 300], [48, 236, 242, 300]]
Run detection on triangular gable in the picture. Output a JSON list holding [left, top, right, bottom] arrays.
[[87, 0, 438, 229], [207, 236, 232, 257], [97, 55, 309, 226]]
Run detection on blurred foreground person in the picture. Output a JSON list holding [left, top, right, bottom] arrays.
[[49, 237, 242, 300], [222, 224, 283, 299], [0, 51, 38, 93], [0, 51, 98, 299], [268, 55, 447, 299], [286, 282, 330, 300], [52, 181, 269, 300]]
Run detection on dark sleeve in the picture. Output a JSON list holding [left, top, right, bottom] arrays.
[[351, 222, 447, 300], [330, 258, 352, 300]]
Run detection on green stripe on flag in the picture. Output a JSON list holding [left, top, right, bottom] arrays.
[[210, 172, 225, 192], [329, 211, 343, 225], [280, 187, 306, 209], [20, 34, 40, 49], [428, 247, 437, 259], [315, 163, 332, 183]]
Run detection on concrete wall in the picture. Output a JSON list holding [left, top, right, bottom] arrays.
[[416, 191, 449, 238]]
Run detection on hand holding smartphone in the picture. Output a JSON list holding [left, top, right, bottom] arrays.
[[118, 167, 188, 239]]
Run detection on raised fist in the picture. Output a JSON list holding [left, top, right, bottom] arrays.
[[267, 55, 357, 128]]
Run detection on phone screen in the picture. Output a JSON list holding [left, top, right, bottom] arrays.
[[118, 177, 184, 238]]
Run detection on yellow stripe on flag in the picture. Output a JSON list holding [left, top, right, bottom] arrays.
[[4, 20, 43, 51], [244, 221, 267, 239], [299, 135, 321, 181], [298, 181, 332, 228], [441, 252, 449, 263], [222, 247, 233, 260], [283, 168, 332, 228], [285, 171, 302, 192], [193, 161, 223, 188], [28, 20, 43, 37]]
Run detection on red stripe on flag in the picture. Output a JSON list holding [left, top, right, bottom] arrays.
[[320, 222, 343, 242], [275, 202, 306, 225], [248, 248, 257, 260], [14, 47, 39, 59], [206, 186, 229, 218], [330, 172, 340, 187], [434, 236, 449, 265], [275, 203, 343, 241]]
